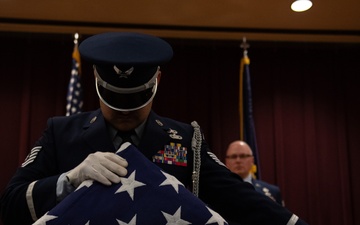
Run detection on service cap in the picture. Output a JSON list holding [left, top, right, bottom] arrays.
[[79, 32, 173, 111]]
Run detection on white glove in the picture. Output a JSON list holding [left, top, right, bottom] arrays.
[[66, 151, 128, 187]]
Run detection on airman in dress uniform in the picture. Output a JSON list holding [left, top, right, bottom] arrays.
[[225, 140, 284, 206], [0, 32, 307, 225]]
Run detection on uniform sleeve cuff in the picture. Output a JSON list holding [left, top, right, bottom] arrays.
[[56, 173, 76, 202]]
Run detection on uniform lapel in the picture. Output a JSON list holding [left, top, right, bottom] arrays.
[[252, 178, 262, 192], [138, 111, 170, 159], [81, 109, 115, 152]]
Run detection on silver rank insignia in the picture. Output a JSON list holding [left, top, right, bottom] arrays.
[[90, 116, 97, 124], [263, 187, 276, 202], [155, 119, 163, 127], [167, 128, 182, 140]]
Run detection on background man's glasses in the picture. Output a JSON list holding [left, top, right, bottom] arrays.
[[226, 154, 253, 160]]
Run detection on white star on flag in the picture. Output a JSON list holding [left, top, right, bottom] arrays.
[[33, 212, 57, 225], [162, 206, 191, 225], [116, 215, 137, 225], [115, 170, 146, 200], [206, 207, 228, 225], [159, 171, 184, 193]]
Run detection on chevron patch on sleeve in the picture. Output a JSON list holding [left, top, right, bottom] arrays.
[[22, 146, 42, 167]]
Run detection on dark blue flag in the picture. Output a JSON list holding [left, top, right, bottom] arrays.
[[239, 53, 261, 179], [65, 39, 83, 116], [33, 143, 228, 225]]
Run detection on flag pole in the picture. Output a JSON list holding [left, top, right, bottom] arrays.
[[74, 33, 79, 44], [240, 37, 250, 57], [239, 38, 259, 178], [72, 33, 81, 75]]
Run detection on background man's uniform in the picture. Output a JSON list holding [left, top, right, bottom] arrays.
[[252, 178, 283, 205]]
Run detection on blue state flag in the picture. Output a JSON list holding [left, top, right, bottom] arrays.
[[33, 143, 228, 225], [239, 52, 261, 179]]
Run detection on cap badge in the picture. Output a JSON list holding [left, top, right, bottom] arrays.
[[113, 66, 134, 78]]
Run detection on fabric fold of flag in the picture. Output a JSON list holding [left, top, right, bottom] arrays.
[[65, 40, 83, 116], [33, 143, 228, 225], [239, 53, 261, 179]]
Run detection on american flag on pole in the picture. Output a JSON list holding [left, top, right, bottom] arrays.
[[66, 33, 83, 116], [239, 38, 260, 179], [33, 143, 228, 225]]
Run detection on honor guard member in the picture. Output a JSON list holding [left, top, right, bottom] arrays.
[[0, 32, 308, 225]]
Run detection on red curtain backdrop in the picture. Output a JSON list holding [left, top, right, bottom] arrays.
[[0, 32, 359, 225]]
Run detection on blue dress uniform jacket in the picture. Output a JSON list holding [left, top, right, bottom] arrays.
[[0, 109, 307, 225], [252, 179, 283, 206]]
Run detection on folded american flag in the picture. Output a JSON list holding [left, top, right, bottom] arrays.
[[34, 143, 228, 225]]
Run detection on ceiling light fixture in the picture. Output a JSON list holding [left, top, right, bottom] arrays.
[[291, 0, 313, 12]]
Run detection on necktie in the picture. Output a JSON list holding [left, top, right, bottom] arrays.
[[113, 130, 135, 149]]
